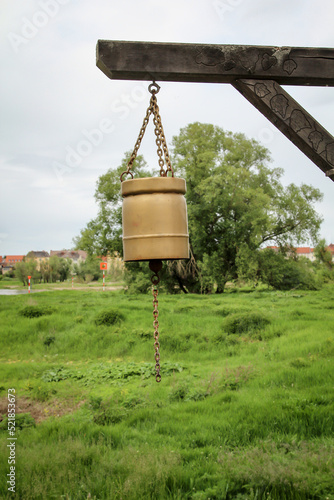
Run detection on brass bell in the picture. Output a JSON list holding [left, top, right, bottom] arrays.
[[121, 176, 189, 262]]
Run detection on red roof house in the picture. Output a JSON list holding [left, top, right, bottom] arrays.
[[3, 255, 25, 264]]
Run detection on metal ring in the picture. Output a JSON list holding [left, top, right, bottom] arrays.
[[120, 171, 134, 182], [148, 82, 160, 94], [151, 275, 160, 285]]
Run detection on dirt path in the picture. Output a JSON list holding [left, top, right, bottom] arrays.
[[0, 396, 85, 424]]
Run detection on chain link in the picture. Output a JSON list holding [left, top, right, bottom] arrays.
[[120, 83, 174, 182]]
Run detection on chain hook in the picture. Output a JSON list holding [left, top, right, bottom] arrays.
[[148, 82, 161, 95]]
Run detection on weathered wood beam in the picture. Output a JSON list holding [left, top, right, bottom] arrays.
[[97, 40, 334, 180], [97, 40, 334, 86], [232, 80, 334, 181]]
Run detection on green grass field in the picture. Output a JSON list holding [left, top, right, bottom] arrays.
[[0, 285, 333, 499]]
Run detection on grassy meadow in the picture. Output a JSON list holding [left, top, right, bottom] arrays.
[[0, 284, 333, 499]]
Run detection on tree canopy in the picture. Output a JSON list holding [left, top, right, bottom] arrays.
[[74, 122, 323, 292], [171, 122, 323, 291]]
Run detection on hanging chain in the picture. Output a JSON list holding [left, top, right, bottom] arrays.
[[120, 82, 174, 182], [152, 282, 161, 383], [149, 260, 163, 382], [120, 101, 151, 181], [150, 84, 173, 177]]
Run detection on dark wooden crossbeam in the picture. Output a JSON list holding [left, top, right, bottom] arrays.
[[97, 40, 334, 86], [96, 40, 334, 181]]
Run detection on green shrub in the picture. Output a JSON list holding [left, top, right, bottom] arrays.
[[224, 311, 271, 335], [94, 309, 124, 326], [168, 383, 189, 402], [33, 385, 55, 402], [19, 305, 54, 318], [0, 413, 36, 431], [92, 394, 136, 425], [124, 261, 152, 294], [122, 395, 146, 409], [134, 328, 151, 339], [218, 364, 254, 390], [88, 396, 103, 410], [259, 249, 322, 291], [214, 333, 240, 346], [126, 271, 151, 294], [43, 334, 56, 346], [290, 357, 310, 369], [213, 306, 247, 317], [94, 406, 127, 425]]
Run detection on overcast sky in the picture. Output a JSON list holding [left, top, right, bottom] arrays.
[[1, 0, 334, 255]]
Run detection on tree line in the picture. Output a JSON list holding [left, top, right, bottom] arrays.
[[12, 256, 104, 285], [74, 122, 333, 293]]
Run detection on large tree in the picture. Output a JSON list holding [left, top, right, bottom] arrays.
[[15, 260, 39, 286], [171, 122, 323, 292], [74, 123, 323, 292]]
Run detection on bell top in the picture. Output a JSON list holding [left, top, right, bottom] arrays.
[[121, 177, 186, 197]]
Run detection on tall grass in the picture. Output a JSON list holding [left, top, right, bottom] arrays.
[[0, 286, 333, 498]]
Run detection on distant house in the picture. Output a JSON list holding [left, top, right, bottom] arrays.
[[265, 245, 316, 260], [294, 247, 316, 261], [0, 255, 25, 274], [1, 265, 13, 275], [265, 246, 279, 252], [3, 255, 25, 265], [265, 245, 334, 262], [328, 244, 334, 259], [50, 250, 87, 264], [26, 251, 50, 270], [290, 245, 334, 262]]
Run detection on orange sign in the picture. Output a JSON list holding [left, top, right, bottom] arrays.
[[28, 276, 31, 279], [100, 262, 107, 270]]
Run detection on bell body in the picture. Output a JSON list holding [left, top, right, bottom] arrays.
[[121, 177, 189, 262]]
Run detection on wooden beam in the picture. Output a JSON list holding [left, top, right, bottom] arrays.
[[96, 40, 334, 181], [97, 40, 334, 86], [232, 80, 334, 181]]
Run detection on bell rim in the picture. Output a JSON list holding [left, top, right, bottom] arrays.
[[121, 176, 186, 196]]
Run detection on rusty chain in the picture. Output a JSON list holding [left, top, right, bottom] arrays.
[[149, 260, 163, 382], [120, 82, 174, 182], [152, 282, 161, 383]]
